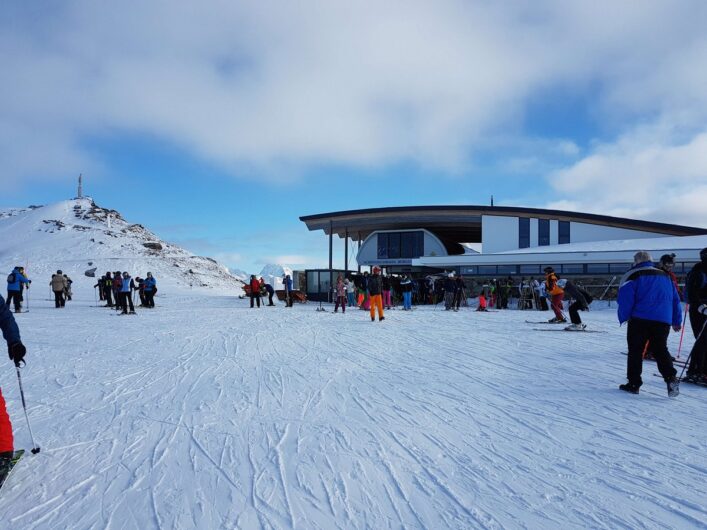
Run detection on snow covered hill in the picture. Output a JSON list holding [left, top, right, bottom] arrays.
[[0, 198, 244, 295]]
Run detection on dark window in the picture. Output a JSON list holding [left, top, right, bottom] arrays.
[[400, 231, 424, 258], [586, 263, 609, 274], [538, 219, 550, 246], [558, 221, 570, 244], [519, 265, 540, 274], [478, 265, 497, 275], [377, 233, 388, 259], [519, 218, 530, 248], [461, 266, 477, 275], [497, 265, 518, 275], [609, 263, 630, 273], [561, 264, 584, 274]]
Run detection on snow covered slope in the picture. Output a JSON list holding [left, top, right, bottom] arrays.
[[0, 198, 244, 294], [0, 297, 704, 528]]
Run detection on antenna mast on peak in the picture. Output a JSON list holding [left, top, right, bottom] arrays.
[[77, 174, 83, 199]]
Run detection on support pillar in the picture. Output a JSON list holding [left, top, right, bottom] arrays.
[[344, 228, 349, 278], [357, 231, 361, 272], [328, 221, 333, 303]]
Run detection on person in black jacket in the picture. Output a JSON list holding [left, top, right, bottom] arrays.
[[685, 247, 707, 383], [560, 279, 593, 331], [443, 274, 456, 310], [381, 274, 392, 310]]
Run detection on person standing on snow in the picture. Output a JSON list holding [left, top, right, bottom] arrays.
[[0, 294, 27, 476], [119, 272, 136, 314], [334, 275, 346, 313], [367, 267, 385, 321], [658, 253, 681, 300], [685, 247, 707, 383], [283, 274, 294, 307], [544, 267, 566, 323], [345, 278, 355, 308], [381, 273, 392, 310], [617, 251, 682, 396], [558, 279, 592, 330], [143, 272, 157, 308], [103, 272, 114, 307], [249, 275, 261, 308], [50, 270, 68, 308], [400, 275, 413, 310], [443, 274, 456, 310], [6, 267, 30, 314]]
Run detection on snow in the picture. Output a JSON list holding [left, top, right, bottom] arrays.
[[0, 286, 705, 529]]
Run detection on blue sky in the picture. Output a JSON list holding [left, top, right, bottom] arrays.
[[2, 1, 707, 274]]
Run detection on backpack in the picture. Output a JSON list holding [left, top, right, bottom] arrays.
[[685, 267, 707, 302], [7, 273, 15, 284]]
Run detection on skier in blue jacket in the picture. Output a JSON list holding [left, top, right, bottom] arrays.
[[0, 294, 27, 471], [6, 267, 30, 314], [617, 251, 682, 396], [143, 273, 157, 308]]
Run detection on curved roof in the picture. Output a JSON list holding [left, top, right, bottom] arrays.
[[300, 205, 707, 249]]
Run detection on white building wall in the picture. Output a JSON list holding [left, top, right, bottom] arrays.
[[569, 222, 665, 244], [482, 216, 519, 253], [529, 218, 539, 248], [481, 215, 672, 254], [550, 220, 559, 245]]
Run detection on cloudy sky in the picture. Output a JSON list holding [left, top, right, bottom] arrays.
[[2, 1, 707, 273]]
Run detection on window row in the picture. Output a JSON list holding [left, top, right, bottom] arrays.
[[459, 262, 698, 276], [377, 231, 424, 259], [518, 218, 570, 248]]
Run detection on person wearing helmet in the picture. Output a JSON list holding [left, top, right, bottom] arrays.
[[368, 267, 384, 321], [50, 270, 68, 308], [143, 272, 157, 308], [658, 253, 681, 299], [544, 267, 566, 323], [6, 267, 30, 314], [685, 248, 707, 383], [119, 271, 136, 314]]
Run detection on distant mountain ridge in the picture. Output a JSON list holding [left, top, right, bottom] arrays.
[[0, 197, 244, 293]]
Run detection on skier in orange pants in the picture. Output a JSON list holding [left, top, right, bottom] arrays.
[[367, 267, 385, 321]]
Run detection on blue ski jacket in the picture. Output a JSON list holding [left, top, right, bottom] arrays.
[[144, 277, 156, 292], [0, 294, 21, 345], [617, 261, 682, 326], [7, 268, 30, 292]]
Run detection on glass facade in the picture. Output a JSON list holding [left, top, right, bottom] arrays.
[[519, 218, 530, 248], [538, 219, 550, 246], [377, 231, 424, 259], [558, 221, 570, 244]]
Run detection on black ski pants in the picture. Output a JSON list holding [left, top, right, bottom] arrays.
[[626, 318, 676, 388], [144, 291, 155, 308], [53, 290, 65, 308], [6, 291, 21, 312], [568, 301, 583, 324], [104, 286, 113, 306], [119, 291, 135, 313], [687, 307, 707, 376], [250, 293, 260, 308]]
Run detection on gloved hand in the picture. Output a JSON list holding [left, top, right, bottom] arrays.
[[8, 342, 26, 367], [699, 304, 707, 315]]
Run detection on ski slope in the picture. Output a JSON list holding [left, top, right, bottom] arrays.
[[0, 286, 705, 529]]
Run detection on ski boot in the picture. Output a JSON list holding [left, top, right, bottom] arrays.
[[619, 383, 640, 394], [667, 377, 680, 397]]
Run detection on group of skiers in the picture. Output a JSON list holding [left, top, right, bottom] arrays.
[[247, 274, 294, 308], [49, 270, 73, 308], [95, 271, 157, 314]]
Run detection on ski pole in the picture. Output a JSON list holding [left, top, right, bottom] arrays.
[[678, 319, 707, 381], [676, 304, 689, 359], [15, 367, 40, 454]]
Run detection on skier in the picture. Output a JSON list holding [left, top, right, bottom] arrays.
[[264, 282, 275, 306], [50, 270, 68, 308], [103, 272, 114, 307], [334, 275, 346, 313], [345, 278, 355, 308], [119, 272, 136, 314], [658, 253, 681, 299], [558, 279, 593, 330], [0, 294, 27, 477], [143, 272, 157, 308], [249, 275, 261, 308], [453, 276, 465, 311], [63, 274, 73, 301], [685, 247, 707, 383], [112, 272, 122, 311], [135, 277, 146, 306], [617, 251, 681, 396], [368, 267, 384, 321], [400, 275, 413, 310], [283, 274, 293, 308], [544, 267, 566, 323], [381, 273, 392, 310], [444, 274, 455, 310], [361, 272, 370, 310], [6, 267, 30, 314], [94, 275, 105, 301]]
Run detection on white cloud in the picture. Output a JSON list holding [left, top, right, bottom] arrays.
[[1, 0, 707, 190], [547, 128, 707, 226]]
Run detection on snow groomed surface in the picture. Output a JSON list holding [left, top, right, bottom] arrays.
[[0, 292, 705, 529]]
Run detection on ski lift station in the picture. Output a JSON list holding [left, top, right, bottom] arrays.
[[300, 205, 707, 282]]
